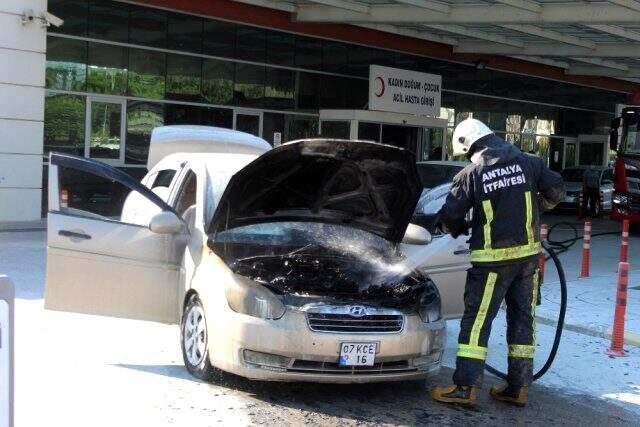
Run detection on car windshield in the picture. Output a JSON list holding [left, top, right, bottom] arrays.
[[622, 121, 640, 155], [212, 221, 395, 260], [561, 168, 586, 182], [416, 164, 463, 189]]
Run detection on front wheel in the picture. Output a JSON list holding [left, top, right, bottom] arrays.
[[181, 293, 217, 381]]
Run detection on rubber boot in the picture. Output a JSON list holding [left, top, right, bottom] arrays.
[[489, 384, 527, 407], [431, 384, 478, 406]]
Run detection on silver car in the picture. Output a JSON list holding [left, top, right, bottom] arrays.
[[558, 166, 614, 214], [44, 130, 468, 384]]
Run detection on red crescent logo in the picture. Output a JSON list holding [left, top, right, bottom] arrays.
[[374, 76, 385, 97]]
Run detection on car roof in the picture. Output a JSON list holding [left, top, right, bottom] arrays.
[[147, 125, 271, 169], [152, 152, 260, 172]]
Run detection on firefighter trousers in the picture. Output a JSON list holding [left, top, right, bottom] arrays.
[[453, 258, 539, 387]]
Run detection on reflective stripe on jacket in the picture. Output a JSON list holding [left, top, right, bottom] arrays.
[[438, 134, 565, 265]]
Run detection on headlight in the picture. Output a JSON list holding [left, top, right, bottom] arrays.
[[418, 278, 442, 323], [613, 194, 629, 205], [225, 274, 286, 319]]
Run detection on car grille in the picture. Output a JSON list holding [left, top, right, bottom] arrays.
[[306, 313, 404, 334], [288, 359, 416, 375]]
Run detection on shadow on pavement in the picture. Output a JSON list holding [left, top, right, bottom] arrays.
[[116, 364, 636, 426]]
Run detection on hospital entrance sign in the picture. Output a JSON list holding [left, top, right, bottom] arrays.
[[369, 65, 442, 117]]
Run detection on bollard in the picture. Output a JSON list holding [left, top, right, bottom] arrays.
[[538, 224, 548, 283], [579, 220, 591, 278], [607, 262, 629, 357], [0, 276, 14, 427], [620, 219, 630, 264]]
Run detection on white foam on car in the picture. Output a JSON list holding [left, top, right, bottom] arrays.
[[147, 125, 272, 169]]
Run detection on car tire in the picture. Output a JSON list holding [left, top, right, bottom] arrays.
[[181, 293, 217, 381]]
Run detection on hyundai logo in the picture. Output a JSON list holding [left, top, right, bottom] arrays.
[[348, 306, 367, 317]]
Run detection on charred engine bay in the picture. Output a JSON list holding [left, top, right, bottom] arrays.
[[228, 249, 430, 309]]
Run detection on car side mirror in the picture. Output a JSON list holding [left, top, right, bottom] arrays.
[[609, 118, 620, 151], [149, 211, 183, 234], [402, 224, 432, 245]]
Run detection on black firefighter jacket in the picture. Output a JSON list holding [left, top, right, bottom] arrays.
[[438, 134, 565, 265]]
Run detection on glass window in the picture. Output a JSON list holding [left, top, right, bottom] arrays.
[[347, 78, 368, 109], [266, 30, 295, 67], [234, 64, 265, 108], [86, 43, 127, 95], [202, 59, 234, 105], [88, 1, 129, 43], [44, 93, 86, 158], [322, 41, 348, 74], [320, 121, 350, 139], [57, 164, 158, 221], [48, 0, 88, 36], [201, 107, 233, 128], [265, 67, 295, 110], [152, 170, 176, 189], [128, 49, 166, 99], [89, 101, 122, 159], [167, 13, 203, 53], [165, 104, 197, 125], [129, 6, 166, 48], [320, 75, 347, 109], [579, 142, 605, 166], [296, 72, 319, 112], [235, 113, 261, 137], [565, 143, 576, 167], [46, 37, 86, 91], [295, 36, 322, 70], [285, 115, 318, 141], [165, 104, 233, 128], [203, 20, 236, 58], [263, 112, 284, 146], [358, 122, 381, 142], [125, 101, 164, 164], [235, 26, 266, 62], [166, 54, 202, 102]]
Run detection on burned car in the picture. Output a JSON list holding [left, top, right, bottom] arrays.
[[45, 128, 454, 383]]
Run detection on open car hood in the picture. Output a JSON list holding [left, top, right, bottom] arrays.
[[208, 139, 422, 243]]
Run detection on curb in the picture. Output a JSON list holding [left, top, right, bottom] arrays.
[[536, 315, 640, 348]]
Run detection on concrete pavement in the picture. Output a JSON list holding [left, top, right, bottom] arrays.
[[2, 224, 640, 425], [539, 214, 640, 347]]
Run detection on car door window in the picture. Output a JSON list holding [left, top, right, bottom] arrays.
[[174, 171, 197, 217], [52, 153, 176, 225]]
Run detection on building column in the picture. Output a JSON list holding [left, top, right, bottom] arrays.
[[0, 0, 47, 222]]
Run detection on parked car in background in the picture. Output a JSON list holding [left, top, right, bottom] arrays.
[[556, 166, 614, 214], [415, 161, 467, 191], [44, 129, 469, 384]]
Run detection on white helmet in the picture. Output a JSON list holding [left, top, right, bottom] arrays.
[[451, 118, 493, 157]]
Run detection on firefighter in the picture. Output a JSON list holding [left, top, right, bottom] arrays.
[[431, 118, 565, 407]]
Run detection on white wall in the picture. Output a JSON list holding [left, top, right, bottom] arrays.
[[0, 0, 47, 222]]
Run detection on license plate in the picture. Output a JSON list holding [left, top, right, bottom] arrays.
[[338, 342, 377, 367]]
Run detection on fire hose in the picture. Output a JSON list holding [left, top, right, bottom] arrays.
[[484, 221, 621, 381]]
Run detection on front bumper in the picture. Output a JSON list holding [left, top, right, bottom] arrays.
[[209, 306, 445, 383], [611, 191, 640, 223]]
